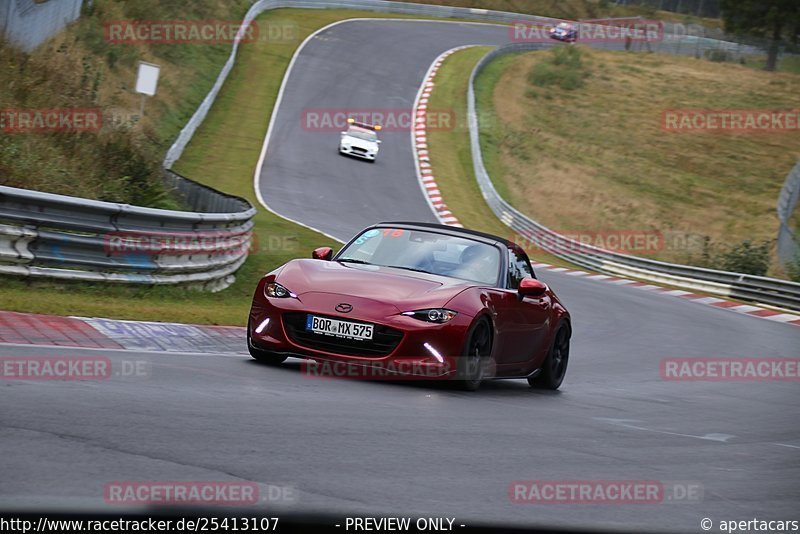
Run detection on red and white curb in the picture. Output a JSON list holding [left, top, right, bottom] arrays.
[[412, 46, 478, 228], [413, 49, 800, 327], [0, 311, 246, 353]]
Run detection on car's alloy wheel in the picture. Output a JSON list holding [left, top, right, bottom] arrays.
[[529, 323, 570, 390], [458, 318, 492, 391]]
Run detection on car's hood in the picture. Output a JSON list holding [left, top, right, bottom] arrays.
[[341, 134, 378, 151], [276, 259, 473, 310]]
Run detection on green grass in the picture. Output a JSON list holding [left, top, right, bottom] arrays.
[[741, 54, 800, 75], [472, 52, 517, 204], [425, 46, 800, 286], [0, 0, 253, 207], [0, 8, 469, 325], [469, 46, 800, 276], [0, 2, 752, 322], [424, 47, 571, 267], [528, 45, 591, 90], [425, 47, 507, 239]]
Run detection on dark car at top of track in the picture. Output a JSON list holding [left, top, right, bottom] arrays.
[[248, 222, 571, 391], [550, 22, 578, 42]]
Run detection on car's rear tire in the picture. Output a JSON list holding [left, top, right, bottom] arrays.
[[457, 318, 492, 391], [247, 332, 287, 365], [528, 322, 570, 390]]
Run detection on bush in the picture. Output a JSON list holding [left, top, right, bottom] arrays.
[[528, 46, 590, 91], [785, 253, 800, 282], [705, 48, 732, 63], [715, 240, 771, 276]]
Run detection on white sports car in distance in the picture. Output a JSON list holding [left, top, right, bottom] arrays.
[[339, 118, 381, 162]]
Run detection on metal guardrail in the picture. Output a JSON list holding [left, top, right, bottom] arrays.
[[0, 171, 256, 291], [1, 0, 83, 52], [3, 0, 780, 295], [466, 43, 800, 311]]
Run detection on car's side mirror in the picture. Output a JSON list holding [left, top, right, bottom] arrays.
[[377, 140, 382, 144], [312, 247, 333, 261], [518, 278, 548, 298], [341, 131, 347, 135]]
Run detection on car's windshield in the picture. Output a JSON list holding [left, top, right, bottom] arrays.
[[338, 228, 501, 285], [347, 129, 377, 142]]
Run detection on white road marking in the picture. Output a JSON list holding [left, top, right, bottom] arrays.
[[595, 418, 736, 443]]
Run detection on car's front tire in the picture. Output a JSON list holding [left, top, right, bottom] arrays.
[[247, 332, 288, 365], [529, 322, 570, 390], [457, 317, 492, 391]]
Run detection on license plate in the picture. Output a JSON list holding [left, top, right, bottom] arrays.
[[306, 315, 374, 340]]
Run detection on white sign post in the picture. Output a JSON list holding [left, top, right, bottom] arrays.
[[135, 61, 160, 117]]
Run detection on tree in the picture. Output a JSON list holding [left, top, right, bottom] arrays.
[[720, 0, 800, 71]]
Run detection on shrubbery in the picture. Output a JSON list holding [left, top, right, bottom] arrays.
[[528, 46, 591, 91], [0, 0, 250, 208], [696, 238, 773, 276]]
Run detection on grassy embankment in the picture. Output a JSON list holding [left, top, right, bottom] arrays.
[[426, 44, 800, 277], [7, 0, 793, 321], [0, 8, 440, 324]]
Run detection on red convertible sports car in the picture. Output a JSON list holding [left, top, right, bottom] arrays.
[[248, 222, 571, 391]]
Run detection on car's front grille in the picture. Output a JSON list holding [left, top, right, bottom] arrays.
[[351, 147, 367, 153], [282, 313, 403, 357]]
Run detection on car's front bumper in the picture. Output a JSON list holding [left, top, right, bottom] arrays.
[[339, 145, 377, 160], [249, 292, 474, 379]]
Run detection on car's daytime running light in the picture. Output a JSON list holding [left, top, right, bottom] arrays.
[[255, 318, 270, 334], [424, 342, 445, 363]]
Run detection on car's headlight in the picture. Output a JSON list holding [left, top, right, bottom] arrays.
[[265, 282, 295, 298], [402, 309, 458, 323]]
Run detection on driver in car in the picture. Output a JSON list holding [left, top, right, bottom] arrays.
[[458, 244, 497, 284]]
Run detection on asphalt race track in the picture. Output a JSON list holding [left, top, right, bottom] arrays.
[[2, 19, 799, 534], [258, 20, 513, 239]]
